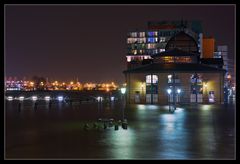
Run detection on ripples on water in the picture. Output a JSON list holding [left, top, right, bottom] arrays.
[[5, 101, 235, 159]]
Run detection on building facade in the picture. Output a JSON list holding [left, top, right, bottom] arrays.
[[124, 24, 225, 105]]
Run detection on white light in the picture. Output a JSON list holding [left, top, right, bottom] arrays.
[[45, 96, 51, 101], [168, 75, 172, 79], [97, 96, 102, 102], [32, 96, 37, 101], [19, 96, 24, 101], [167, 89, 172, 94], [121, 87, 126, 94], [57, 96, 63, 101], [177, 89, 181, 94], [127, 56, 131, 62], [7, 96, 13, 101], [110, 96, 115, 101]]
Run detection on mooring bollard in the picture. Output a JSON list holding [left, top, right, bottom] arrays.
[[122, 119, 128, 130], [93, 122, 98, 129], [104, 122, 107, 129], [114, 124, 119, 130], [84, 123, 90, 131], [18, 103, 21, 112], [34, 102, 38, 110], [49, 100, 52, 109]]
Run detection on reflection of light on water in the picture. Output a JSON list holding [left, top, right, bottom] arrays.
[[161, 114, 176, 132], [137, 104, 159, 110], [148, 105, 159, 110], [202, 105, 211, 110], [158, 110, 189, 159], [106, 128, 136, 159], [137, 104, 146, 110], [174, 107, 184, 113]]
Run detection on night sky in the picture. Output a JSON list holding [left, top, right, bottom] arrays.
[[5, 5, 235, 83]]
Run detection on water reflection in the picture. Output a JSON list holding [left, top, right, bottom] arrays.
[[5, 101, 235, 159], [103, 128, 136, 159]]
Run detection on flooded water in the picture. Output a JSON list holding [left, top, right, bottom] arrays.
[[5, 100, 235, 159]]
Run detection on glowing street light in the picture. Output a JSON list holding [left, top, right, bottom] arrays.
[[32, 96, 37, 101], [44, 96, 51, 101], [167, 89, 172, 94], [97, 96, 102, 102], [204, 83, 208, 87], [7, 96, 13, 101], [177, 89, 181, 94], [121, 87, 126, 94], [19, 96, 24, 101], [57, 96, 63, 101], [110, 96, 115, 101]]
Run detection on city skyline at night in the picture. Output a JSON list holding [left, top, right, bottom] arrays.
[[4, 4, 236, 160], [5, 5, 235, 83]]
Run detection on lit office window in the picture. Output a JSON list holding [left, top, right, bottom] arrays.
[[147, 44, 156, 49], [147, 31, 157, 37], [159, 49, 165, 52], [159, 37, 166, 42], [139, 32, 145, 37], [131, 32, 137, 37]]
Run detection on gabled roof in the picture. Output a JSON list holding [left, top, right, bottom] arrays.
[[151, 48, 199, 58], [123, 63, 226, 73]]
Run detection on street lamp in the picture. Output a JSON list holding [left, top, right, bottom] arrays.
[[167, 89, 172, 95], [121, 87, 126, 120], [177, 89, 181, 94], [121, 87, 126, 95], [121, 87, 127, 129]]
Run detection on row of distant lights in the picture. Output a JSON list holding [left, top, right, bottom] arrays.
[[97, 96, 115, 102], [6, 96, 64, 101], [7, 96, 115, 102]]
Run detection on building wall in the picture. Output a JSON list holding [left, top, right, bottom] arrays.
[[202, 38, 215, 58], [125, 72, 224, 104]]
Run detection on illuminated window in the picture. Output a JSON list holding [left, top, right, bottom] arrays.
[[146, 75, 158, 99], [152, 75, 158, 83], [146, 75, 158, 84], [162, 56, 174, 63], [138, 38, 146, 43], [146, 75, 151, 83], [147, 43, 155, 49], [134, 50, 137, 55], [175, 57, 192, 63], [160, 37, 166, 42], [190, 74, 203, 94], [153, 49, 158, 54], [130, 32, 137, 37], [127, 38, 138, 44], [139, 32, 145, 37]]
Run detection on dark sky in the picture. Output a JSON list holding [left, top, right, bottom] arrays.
[[5, 5, 235, 83]]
